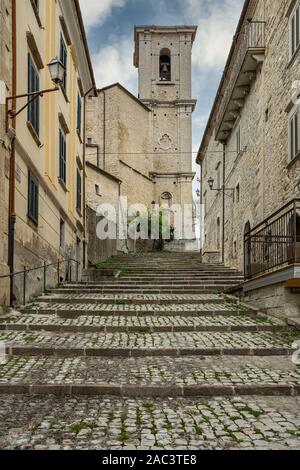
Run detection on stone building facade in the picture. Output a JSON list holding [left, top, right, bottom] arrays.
[[86, 26, 197, 257], [134, 26, 197, 211], [197, 0, 300, 319], [0, 0, 11, 305], [0, 0, 95, 305]]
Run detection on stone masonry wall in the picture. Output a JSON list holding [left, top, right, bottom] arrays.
[[0, 0, 11, 306], [201, 0, 300, 273]]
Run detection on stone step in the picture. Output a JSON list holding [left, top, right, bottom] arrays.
[[66, 279, 242, 286], [21, 302, 246, 317], [50, 287, 234, 295], [1, 330, 298, 357], [0, 356, 299, 397], [35, 294, 228, 305], [0, 313, 286, 334]]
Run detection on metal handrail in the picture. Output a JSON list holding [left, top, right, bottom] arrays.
[[244, 199, 300, 279], [0, 257, 80, 306]]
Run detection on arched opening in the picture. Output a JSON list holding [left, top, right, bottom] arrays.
[[244, 221, 251, 276], [160, 49, 171, 81], [160, 192, 172, 208]]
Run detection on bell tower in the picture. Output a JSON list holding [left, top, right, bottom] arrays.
[[134, 25, 197, 210]]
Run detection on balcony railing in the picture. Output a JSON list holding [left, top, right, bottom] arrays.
[[244, 200, 300, 280], [215, 20, 266, 140]]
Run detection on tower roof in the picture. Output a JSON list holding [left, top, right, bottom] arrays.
[[134, 25, 198, 67]]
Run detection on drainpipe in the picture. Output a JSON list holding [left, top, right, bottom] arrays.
[[222, 142, 226, 265], [7, 0, 17, 306], [82, 86, 97, 269], [102, 90, 106, 170]]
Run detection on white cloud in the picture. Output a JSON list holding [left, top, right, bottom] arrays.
[[92, 36, 138, 92], [79, 0, 127, 29], [184, 0, 244, 69]]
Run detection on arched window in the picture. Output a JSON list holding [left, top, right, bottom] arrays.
[[160, 192, 172, 207], [160, 49, 171, 81]]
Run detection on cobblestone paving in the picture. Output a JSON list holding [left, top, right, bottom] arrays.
[[23, 301, 239, 314], [0, 395, 299, 449], [0, 356, 299, 386], [0, 312, 284, 329], [0, 330, 297, 350], [36, 293, 223, 302], [1, 254, 300, 449]]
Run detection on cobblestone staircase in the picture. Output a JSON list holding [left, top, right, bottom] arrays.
[[0, 253, 300, 450]]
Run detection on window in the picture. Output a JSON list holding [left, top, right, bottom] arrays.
[[59, 219, 65, 249], [160, 192, 172, 208], [28, 171, 39, 224], [216, 162, 221, 189], [216, 217, 220, 250], [95, 184, 100, 195], [290, 2, 300, 57], [159, 49, 171, 81], [27, 54, 40, 135], [59, 129, 67, 184], [76, 168, 82, 211], [233, 240, 237, 258], [60, 34, 67, 90], [77, 93, 82, 135], [236, 126, 241, 154], [236, 184, 240, 203], [87, 138, 92, 145], [289, 108, 300, 161]]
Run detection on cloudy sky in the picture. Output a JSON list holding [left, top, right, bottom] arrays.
[[79, 0, 244, 190]]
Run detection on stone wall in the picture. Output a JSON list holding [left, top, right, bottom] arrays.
[[86, 205, 117, 265], [243, 284, 300, 321], [0, 0, 11, 305], [200, 0, 300, 272], [85, 84, 155, 208]]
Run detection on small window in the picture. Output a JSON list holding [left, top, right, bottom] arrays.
[[27, 54, 40, 135], [60, 34, 67, 90], [59, 129, 67, 184], [87, 137, 92, 145], [216, 162, 221, 189], [233, 240, 237, 257], [60, 219, 65, 249], [95, 184, 100, 195], [76, 168, 82, 211], [77, 93, 82, 135], [236, 126, 241, 154], [236, 184, 240, 203], [290, 2, 300, 57], [289, 108, 300, 161], [28, 171, 39, 224]]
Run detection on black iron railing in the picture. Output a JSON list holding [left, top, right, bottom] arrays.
[[215, 20, 266, 135], [244, 199, 300, 279], [0, 257, 80, 306]]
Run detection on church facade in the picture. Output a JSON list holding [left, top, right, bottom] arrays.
[[85, 25, 197, 260]]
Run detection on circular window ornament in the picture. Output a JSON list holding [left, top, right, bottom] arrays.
[[159, 133, 172, 150]]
